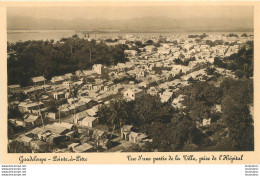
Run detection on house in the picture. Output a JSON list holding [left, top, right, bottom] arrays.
[[80, 117, 98, 128], [145, 45, 157, 53], [28, 127, 47, 140], [8, 118, 24, 128], [18, 101, 45, 114], [92, 64, 104, 74], [121, 125, 133, 140], [129, 132, 147, 143], [59, 107, 71, 117], [45, 123, 70, 136], [160, 91, 174, 103], [8, 84, 20, 91], [123, 88, 143, 101], [172, 94, 185, 109], [86, 105, 100, 117], [75, 101, 87, 112], [74, 111, 87, 124], [92, 129, 108, 149], [202, 118, 211, 126], [73, 143, 94, 153], [53, 91, 66, 100], [67, 98, 79, 105], [20, 136, 33, 147], [51, 76, 64, 85], [23, 115, 42, 129], [124, 50, 138, 56], [31, 76, 46, 86], [30, 140, 49, 152], [68, 143, 80, 151]]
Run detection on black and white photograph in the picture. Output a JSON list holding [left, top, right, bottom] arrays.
[[6, 5, 254, 153]]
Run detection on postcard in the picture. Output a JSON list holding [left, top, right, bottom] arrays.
[[0, 1, 259, 164]]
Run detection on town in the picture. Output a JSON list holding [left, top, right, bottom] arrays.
[[7, 32, 254, 153]]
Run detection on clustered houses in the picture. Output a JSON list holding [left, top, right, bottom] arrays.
[[8, 33, 253, 152]]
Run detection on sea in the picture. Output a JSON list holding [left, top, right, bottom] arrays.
[[7, 30, 254, 43]]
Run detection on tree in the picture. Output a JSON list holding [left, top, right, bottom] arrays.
[[220, 78, 254, 151], [98, 98, 132, 137], [145, 113, 198, 152], [8, 105, 22, 119], [145, 40, 154, 45], [199, 33, 208, 39], [32, 89, 48, 139], [135, 41, 142, 47], [7, 39, 128, 86], [187, 77, 195, 83], [8, 141, 32, 153], [206, 66, 216, 75], [189, 100, 211, 121], [98, 94, 173, 132]]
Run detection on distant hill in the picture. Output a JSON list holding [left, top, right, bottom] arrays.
[[7, 16, 254, 32]]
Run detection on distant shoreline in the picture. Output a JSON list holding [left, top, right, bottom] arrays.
[[7, 29, 254, 34]]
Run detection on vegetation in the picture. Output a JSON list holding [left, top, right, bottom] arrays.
[[8, 141, 32, 153], [8, 36, 128, 86], [98, 94, 173, 130], [174, 57, 196, 66], [98, 75, 253, 152], [205, 40, 224, 47], [214, 41, 253, 78], [144, 78, 253, 152]]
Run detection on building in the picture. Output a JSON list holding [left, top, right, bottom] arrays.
[[123, 88, 143, 101], [31, 76, 46, 86], [129, 132, 148, 143], [23, 115, 42, 129], [18, 101, 45, 114], [172, 94, 185, 109], [92, 64, 104, 74], [145, 45, 157, 53], [30, 140, 49, 152], [20, 136, 33, 147], [51, 76, 64, 85], [80, 117, 98, 128], [8, 84, 21, 91], [121, 125, 133, 140], [124, 50, 138, 57], [160, 91, 174, 103], [53, 91, 66, 100], [202, 118, 211, 126], [73, 143, 94, 153]]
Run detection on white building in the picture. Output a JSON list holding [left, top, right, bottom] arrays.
[[123, 88, 143, 101], [92, 64, 104, 74]]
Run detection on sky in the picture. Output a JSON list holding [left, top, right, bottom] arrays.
[[7, 6, 253, 20]]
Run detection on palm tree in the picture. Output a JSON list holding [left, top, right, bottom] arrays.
[[103, 99, 128, 139], [69, 85, 78, 130], [33, 86, 47, 141]]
